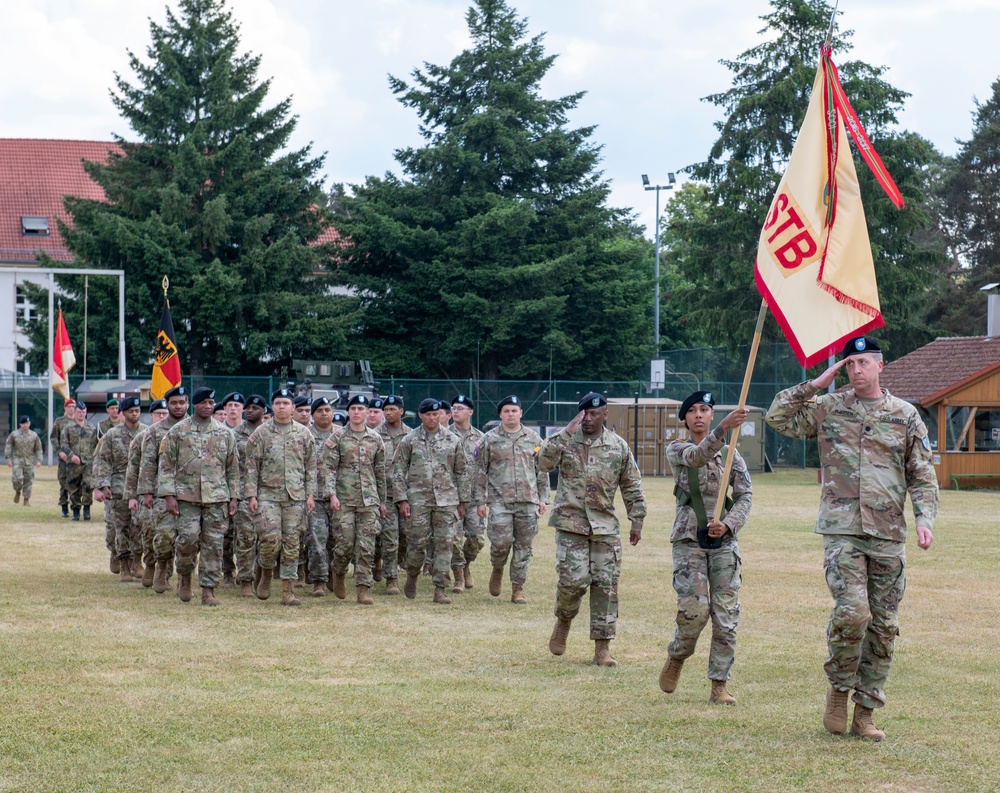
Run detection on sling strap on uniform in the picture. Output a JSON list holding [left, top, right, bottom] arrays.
[[674, 466, 733, 549]]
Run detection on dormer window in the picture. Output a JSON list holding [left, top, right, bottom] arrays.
[[21, 216, 50, 236]]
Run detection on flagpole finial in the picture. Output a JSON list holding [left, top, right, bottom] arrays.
[[162, 275, 169, 297], [825, 0, 840, 47]]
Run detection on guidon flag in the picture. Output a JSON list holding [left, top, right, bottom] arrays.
[[150, 298, 181, 399], [51, 307, 76, 400]]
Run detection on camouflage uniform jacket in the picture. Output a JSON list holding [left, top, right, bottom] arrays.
[[474, 425, 548, 508], [233, 421, 263, 500], [321, 426, 386, 506], [93, 422, 144, 497], [157, 416, 239, 504], [665, 425, 752, 543], [537, 426, 646, 537], [50, 414, 73, 454], [310, 424, 340, 498], [61, 422, 98, 465], [124, 426, 150, 502], [377, 422, 410, 499], [97, 417, 120, 440], [137, 417, 185, 498], [244, 419, 317, 503], [392, 425, 471, 507], [765, 381, 939, 542], [5, 428, 42, 465]]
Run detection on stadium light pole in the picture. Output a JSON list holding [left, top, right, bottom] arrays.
[[642, 172, 676, 353]]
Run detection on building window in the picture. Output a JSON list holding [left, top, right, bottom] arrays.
[[15, 286, 35, 327], [21, 216, 50, 236]]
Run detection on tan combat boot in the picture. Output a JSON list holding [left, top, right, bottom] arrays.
[[357, 585, 374, 605], [549, 617, 572, 656], [710, 680, 736, 706], [221, 572, 236, 589], [110, 552, 120, 575], [141, 561, 155, 588], [404, 572, 418, 599], [659, 657, 684, 693], [152, 560, 169, 594], [332, 572, 347, 600], [489, 566, 503, 597], [850, 704, 885, 742], [131, 557, 144, 579], [464, 566, 474, 589], [385, 578, 400, 596], [373, 556, 383, 583], [451, 567, 465, 593], [433, 587, 452, 605], [311, 581, 326, 598], [256, 568, 273, 600], [201, 587, 220, 606], [295, 563, 306, 589], [823, 686, 850, 734], [177, 573, 193, 603], [14, 490, 20, 503], [593, 639, 618, 667], [281, 578, 301, 606], [511, 584, 527, 604], [118, 558, 133, 584], [23, 497, 30, 506], [240, 580, 255, 598]]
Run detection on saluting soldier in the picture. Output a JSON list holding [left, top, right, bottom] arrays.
[[233, 395, 266, 597], [61, 401, 98, 521], [126, 399, 168, 585], [244, 388, 317, 607], [374, 394, 409, 595], [448, 395, 486, 593], [51, 398, 77, 517], [5, 416, 42, 506], [538, 393, 646, 667], [305, 396, 340, 597]]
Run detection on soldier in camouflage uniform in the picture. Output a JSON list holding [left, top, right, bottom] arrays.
[[374, 395, 409, 594], [61, 401, 98, 521], [293, 395, 312, 427], [538, 393, 646, 667], [157, 388, 239, 606], [93, 397, 145, 582], [366, 398, 384, 430], [322, 394, 387, 605], [51, 398, 76, 517], [97, 399, 121, 440], [305, 396, 340, 597], [659, 391, 752, 706], [127, 400, 168, 585], [765, 336, 939, 742], [139, 386, 190, 594], [474, 395, 549, 604], [6, 416, 42, 505], [233, 395, 266, 597], [448, 395, 486, 594], [244, 388, 317, 607], [393, 398, 471, 605], [218, 392, 246, 588]]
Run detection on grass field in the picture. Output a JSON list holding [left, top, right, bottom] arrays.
[[1, 467, 998, 792]]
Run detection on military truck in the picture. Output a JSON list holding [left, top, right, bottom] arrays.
[[289, 359, 379, 407]]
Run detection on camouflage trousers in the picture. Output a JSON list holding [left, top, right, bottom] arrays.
[[152, 498, 181, 563], [222, 514, 236, 578], [451, 505, 486, 569], [375, 504, 405, 581], [233, 501, 256, 583], [65, 462, 93, 508], [106, 497, 141, 561], [10, 462, 35, 500], [255, 500, 305, 580], [306, 501, 334, 583], [332, 505, 380, 587], [554, 530, 622, 641], [135, 502, 158, 571], [58, 459, 68, 506], [823, 534, 906, 710], [667, 540, 741, 681], [487, 502, 538, 584], [174, 501, 227, 589], [406, 505, 458, 590]]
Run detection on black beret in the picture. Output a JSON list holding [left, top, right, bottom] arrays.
[[311, 396, 332, 414], [75, 400, 87, 411], [271, 388, 293, 402], [679, 390, 715, 421], [418, 398, 441, 414], [439, 402, 452, 413], [383, 395, 404, 408], [303, 378, 312, 385], [293, 395, 311, 408], [497, 395, 521, 414], [451, 394, 474, 410], [192, 387, 215, 405], [841, 336, 882, 358], [120, 396, 141, 411], [245, 394, 267, 409], [220, 392, 245, 407], [371, 398, 384, 410], [264, 405, 273, 415], [149, 399, 167, 413], [332, 411, 347, 425], [576, 392, 607, 411], [347, 394, 369, 408], [18, 415, 29, 424], [164, 385, 188, 401]]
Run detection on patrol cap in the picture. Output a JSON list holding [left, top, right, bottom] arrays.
[[418, 398, 442, 414], [192, 387, 215, 405], [18, 415, 29, 424], [841, 336, 882, 358], [383, 395, 404, 409], [105, 399, 119, 409], [577, 392, 608, 411], [332, 411, 347, 425], [678, 390, 715, 421], [271, 388, 293, 402], [347, 394, 369, 408], [75, 400, 87, 411], [220, 392, 245, 407], [497, 395, 521, 414], [120, 396, 141, 411], [245, 394, 267, 409], [371, 398, 384, 410], [311, 396, 332, 414], [164, 385, 188, 401], [149, 399, 167, 413]]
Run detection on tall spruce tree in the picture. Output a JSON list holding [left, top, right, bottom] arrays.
[[664, 0, 948, 359], [334, 0, 654, 380], [22, 0, 354, 376]]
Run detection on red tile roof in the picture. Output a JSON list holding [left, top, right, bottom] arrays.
[[880, 336, 1000, 404], [0, 138, 119, 263]]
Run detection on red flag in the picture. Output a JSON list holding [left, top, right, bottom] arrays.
[[51, 308, 76, 400], [150, 299, 181, 399]]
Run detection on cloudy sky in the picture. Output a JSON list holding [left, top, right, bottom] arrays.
[[3, 0, 999, 233]]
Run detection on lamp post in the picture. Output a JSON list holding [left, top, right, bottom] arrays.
[[642, 172, 676, 353]]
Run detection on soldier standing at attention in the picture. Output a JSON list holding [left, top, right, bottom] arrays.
[[52, 398, 76, 517], [306, 396, 339, 597], [94, 397, 146, 582], [140, 385, 190, 594], [475, 395, 548, 603], [217, 392, 245, 588], [61, 401, 98, 521], [374, 395, 408, 594], [97, 399, 121, 440], [244, 388, 317, 606], [393, 399, 470, 605], [766, 336, 938, 742], [6, 416, 42, 506], [659, 391, 751, 705], [538, 393, 646, 667], [233, 395, 266, 597], [448, 395, 486, 593], [127, 400, 168, 585], [323, 394, 387, 605], [366, 398, 384, 430], [293, 395, 312, 427]]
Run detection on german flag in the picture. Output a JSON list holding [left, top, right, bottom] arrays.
[[151, 299, 181, 399]]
